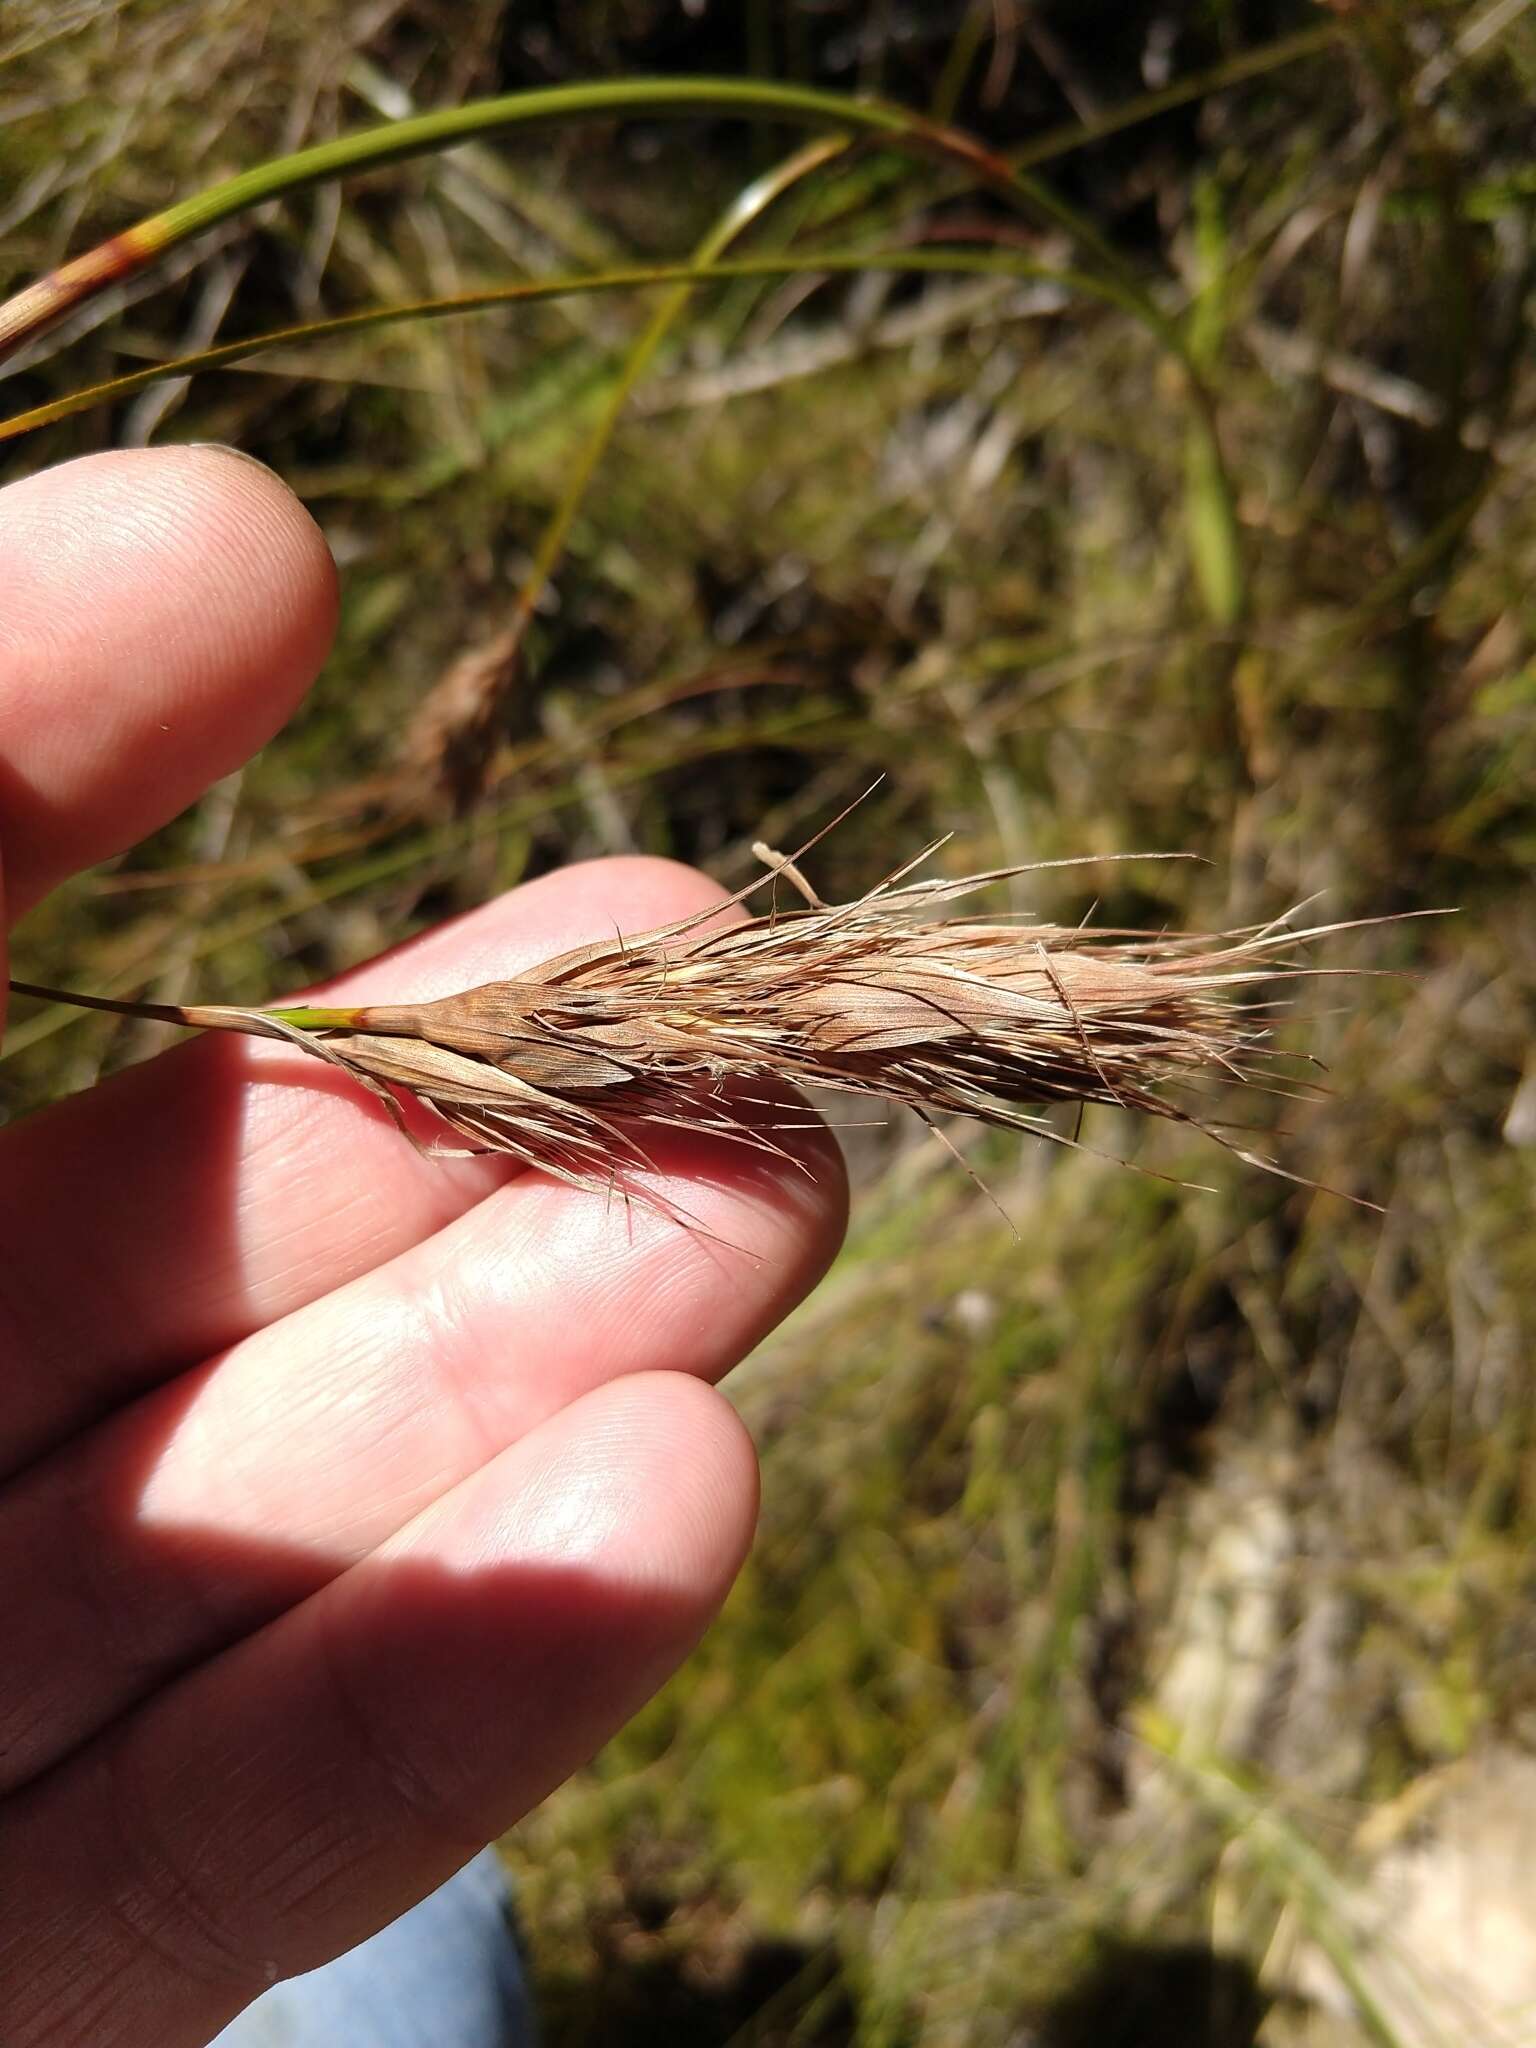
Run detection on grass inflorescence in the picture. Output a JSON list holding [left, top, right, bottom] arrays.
[[9, 836, 1375, 1207]]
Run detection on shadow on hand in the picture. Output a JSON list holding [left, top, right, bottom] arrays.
[[4, 1526, 779, 2046]]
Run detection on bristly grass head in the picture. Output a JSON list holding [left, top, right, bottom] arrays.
[[7, 833, 1414, 1213]]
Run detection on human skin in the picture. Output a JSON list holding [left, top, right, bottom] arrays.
[[0, 448, 847, 2047]]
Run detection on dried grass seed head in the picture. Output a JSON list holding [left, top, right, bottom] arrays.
[[10, 845, 1374, 1202]]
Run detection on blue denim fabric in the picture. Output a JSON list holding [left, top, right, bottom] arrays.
[[210, 1850, 534, 2047]]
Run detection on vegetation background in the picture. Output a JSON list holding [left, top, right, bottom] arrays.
[[2, 2, 1533, 2041]]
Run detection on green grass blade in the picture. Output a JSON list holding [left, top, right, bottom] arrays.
[[0, 69, 1239, 614], [0, 76, 1135, 364], [1183, 173, 1246, 627], [0, 249, 1130, 444]]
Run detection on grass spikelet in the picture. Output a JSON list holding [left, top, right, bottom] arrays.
[[7, 840, 1383, 1205], [6, 831, 1392, 1204]]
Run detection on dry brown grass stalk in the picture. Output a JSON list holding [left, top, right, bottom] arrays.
[[8, 841, 1379, 1206]]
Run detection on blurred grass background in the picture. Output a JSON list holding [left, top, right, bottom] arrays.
[[3, 3, 1535, 2042]]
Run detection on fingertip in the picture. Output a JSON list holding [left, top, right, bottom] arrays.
[[0, 446, 338, 913], [176, 441, 340, 624], [568, 1370, 762, 1613], [478, 852, 742, 963]]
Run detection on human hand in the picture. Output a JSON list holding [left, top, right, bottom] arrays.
[[0, 449, 846, 2047]]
